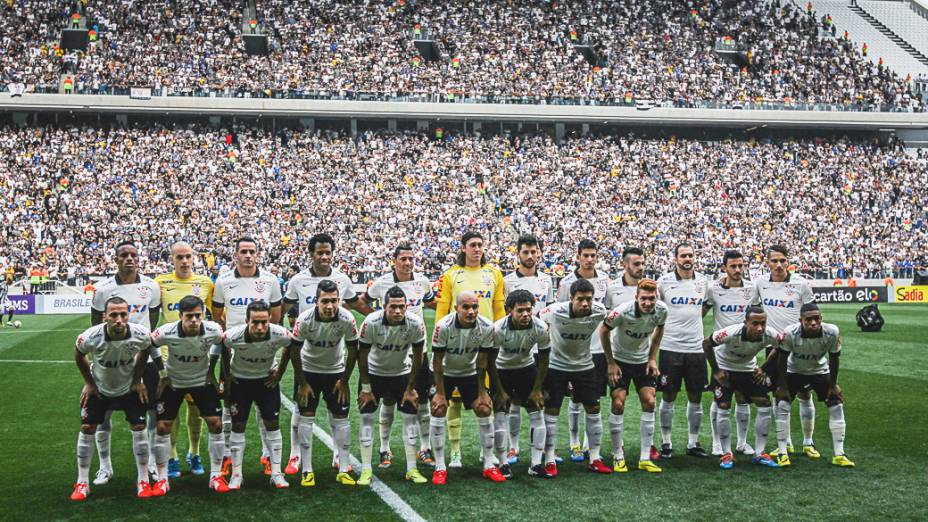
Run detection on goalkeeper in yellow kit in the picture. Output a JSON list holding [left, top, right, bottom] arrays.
[[434, 231, 506, 468]]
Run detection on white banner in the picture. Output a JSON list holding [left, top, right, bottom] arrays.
[[39, 295, 93, 314], [130, 87, 151, 100]]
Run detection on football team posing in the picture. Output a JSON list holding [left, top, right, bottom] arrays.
[[69, 232, 853, 501]]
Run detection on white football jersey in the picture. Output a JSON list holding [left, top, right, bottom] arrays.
[[557, 269, 610, 354], [151, 320, 224, 388], [603, 273, 641, 348], [503, 269, 555, 313], [777, 322, 841, 375], [754, 274, 814, 334], [359, 310, 426, 377], [216, 323, 292, 380], [291, 306, 360, 374], [603, 274, 638, 309], [706, 278, 760, 332], [539, 301, 607, 372], [365, 271, 434, 318], [494, 315, 550, 370], [284, 266, 358, 315], [212, 268, 282, 329], [710, 323, 778, 372], [657, 271, 709, 354], [76, 323, 151, 397], [91, 274, 161, 329], [603, 300, 667, 364], [431, 313, 495, 378]]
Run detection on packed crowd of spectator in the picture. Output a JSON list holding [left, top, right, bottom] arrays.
[[1, 122, 925, 284], [0, 0, 922, 110]]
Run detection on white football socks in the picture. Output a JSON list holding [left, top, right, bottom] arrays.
[[298, 415, 315, 472], [430, 416, 447, 471], [659, 399, 674, 447], [77, 432, 94, 484]]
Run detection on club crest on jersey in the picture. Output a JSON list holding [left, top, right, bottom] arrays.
[[137, 286, 151, 299], [670, 296, 705, 306], [254, 280, 267, 293], [762, 298, 795, 308], [482, 273, 493, 285], [741, 288, 754, 300], [191, 284, 202, 296]]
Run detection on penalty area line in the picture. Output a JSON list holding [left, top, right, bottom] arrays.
[[280, 393, 427, 522]]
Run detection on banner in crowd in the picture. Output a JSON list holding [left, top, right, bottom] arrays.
[[893, 285, 928, 304], [129, 87, 152, 100], [7, 295, 37, 314], [812, 287, 888, 304]]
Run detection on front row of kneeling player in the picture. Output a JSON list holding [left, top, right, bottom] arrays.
[[71, 278, 851, 500]]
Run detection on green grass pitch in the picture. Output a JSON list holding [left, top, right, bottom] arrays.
[[0, 304, 926, 521]]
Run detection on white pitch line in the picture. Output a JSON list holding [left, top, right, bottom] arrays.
[[0, 328, 86, 333], [280, 393, 427, 522], [0, 359, 71, 364]]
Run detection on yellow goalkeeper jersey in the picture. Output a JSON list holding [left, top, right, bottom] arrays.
[[435, 264, 506, 322], [155, 272, 215, 323]]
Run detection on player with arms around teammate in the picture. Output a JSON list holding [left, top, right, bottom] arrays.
[[703, 305, 781, 470], [434, 231, 505, 468], [773, 303, 854, 468], [756, 245, 814, 458], [557, 239, 610, 462], [212, 237, 283, 475], [154, 241, 216, 478], [656, 242, 711, 459], [215, 300, 293, 490], [599, 278, 666, 474], [492, 289, 551, 478], [70, 297, 156, 501], [288, 280, 361, 487], [362, 244, 436, 469], [357, 286, 429, 484], [501, 234, 554, 464], [429, 291, 502, 484], [282, 233, 372, 475], [540, 279, 611, 476], [149, 295, 228, 494], [704, 250, 760, 457], [89, 241, 162, 486]]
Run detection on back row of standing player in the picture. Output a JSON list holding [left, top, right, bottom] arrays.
[[70, 231, 852, 500]]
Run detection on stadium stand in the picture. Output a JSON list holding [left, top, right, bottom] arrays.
[[0, 123, 924, 283], [0, 0, 923, 110], [853, 0, 928, 63]]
